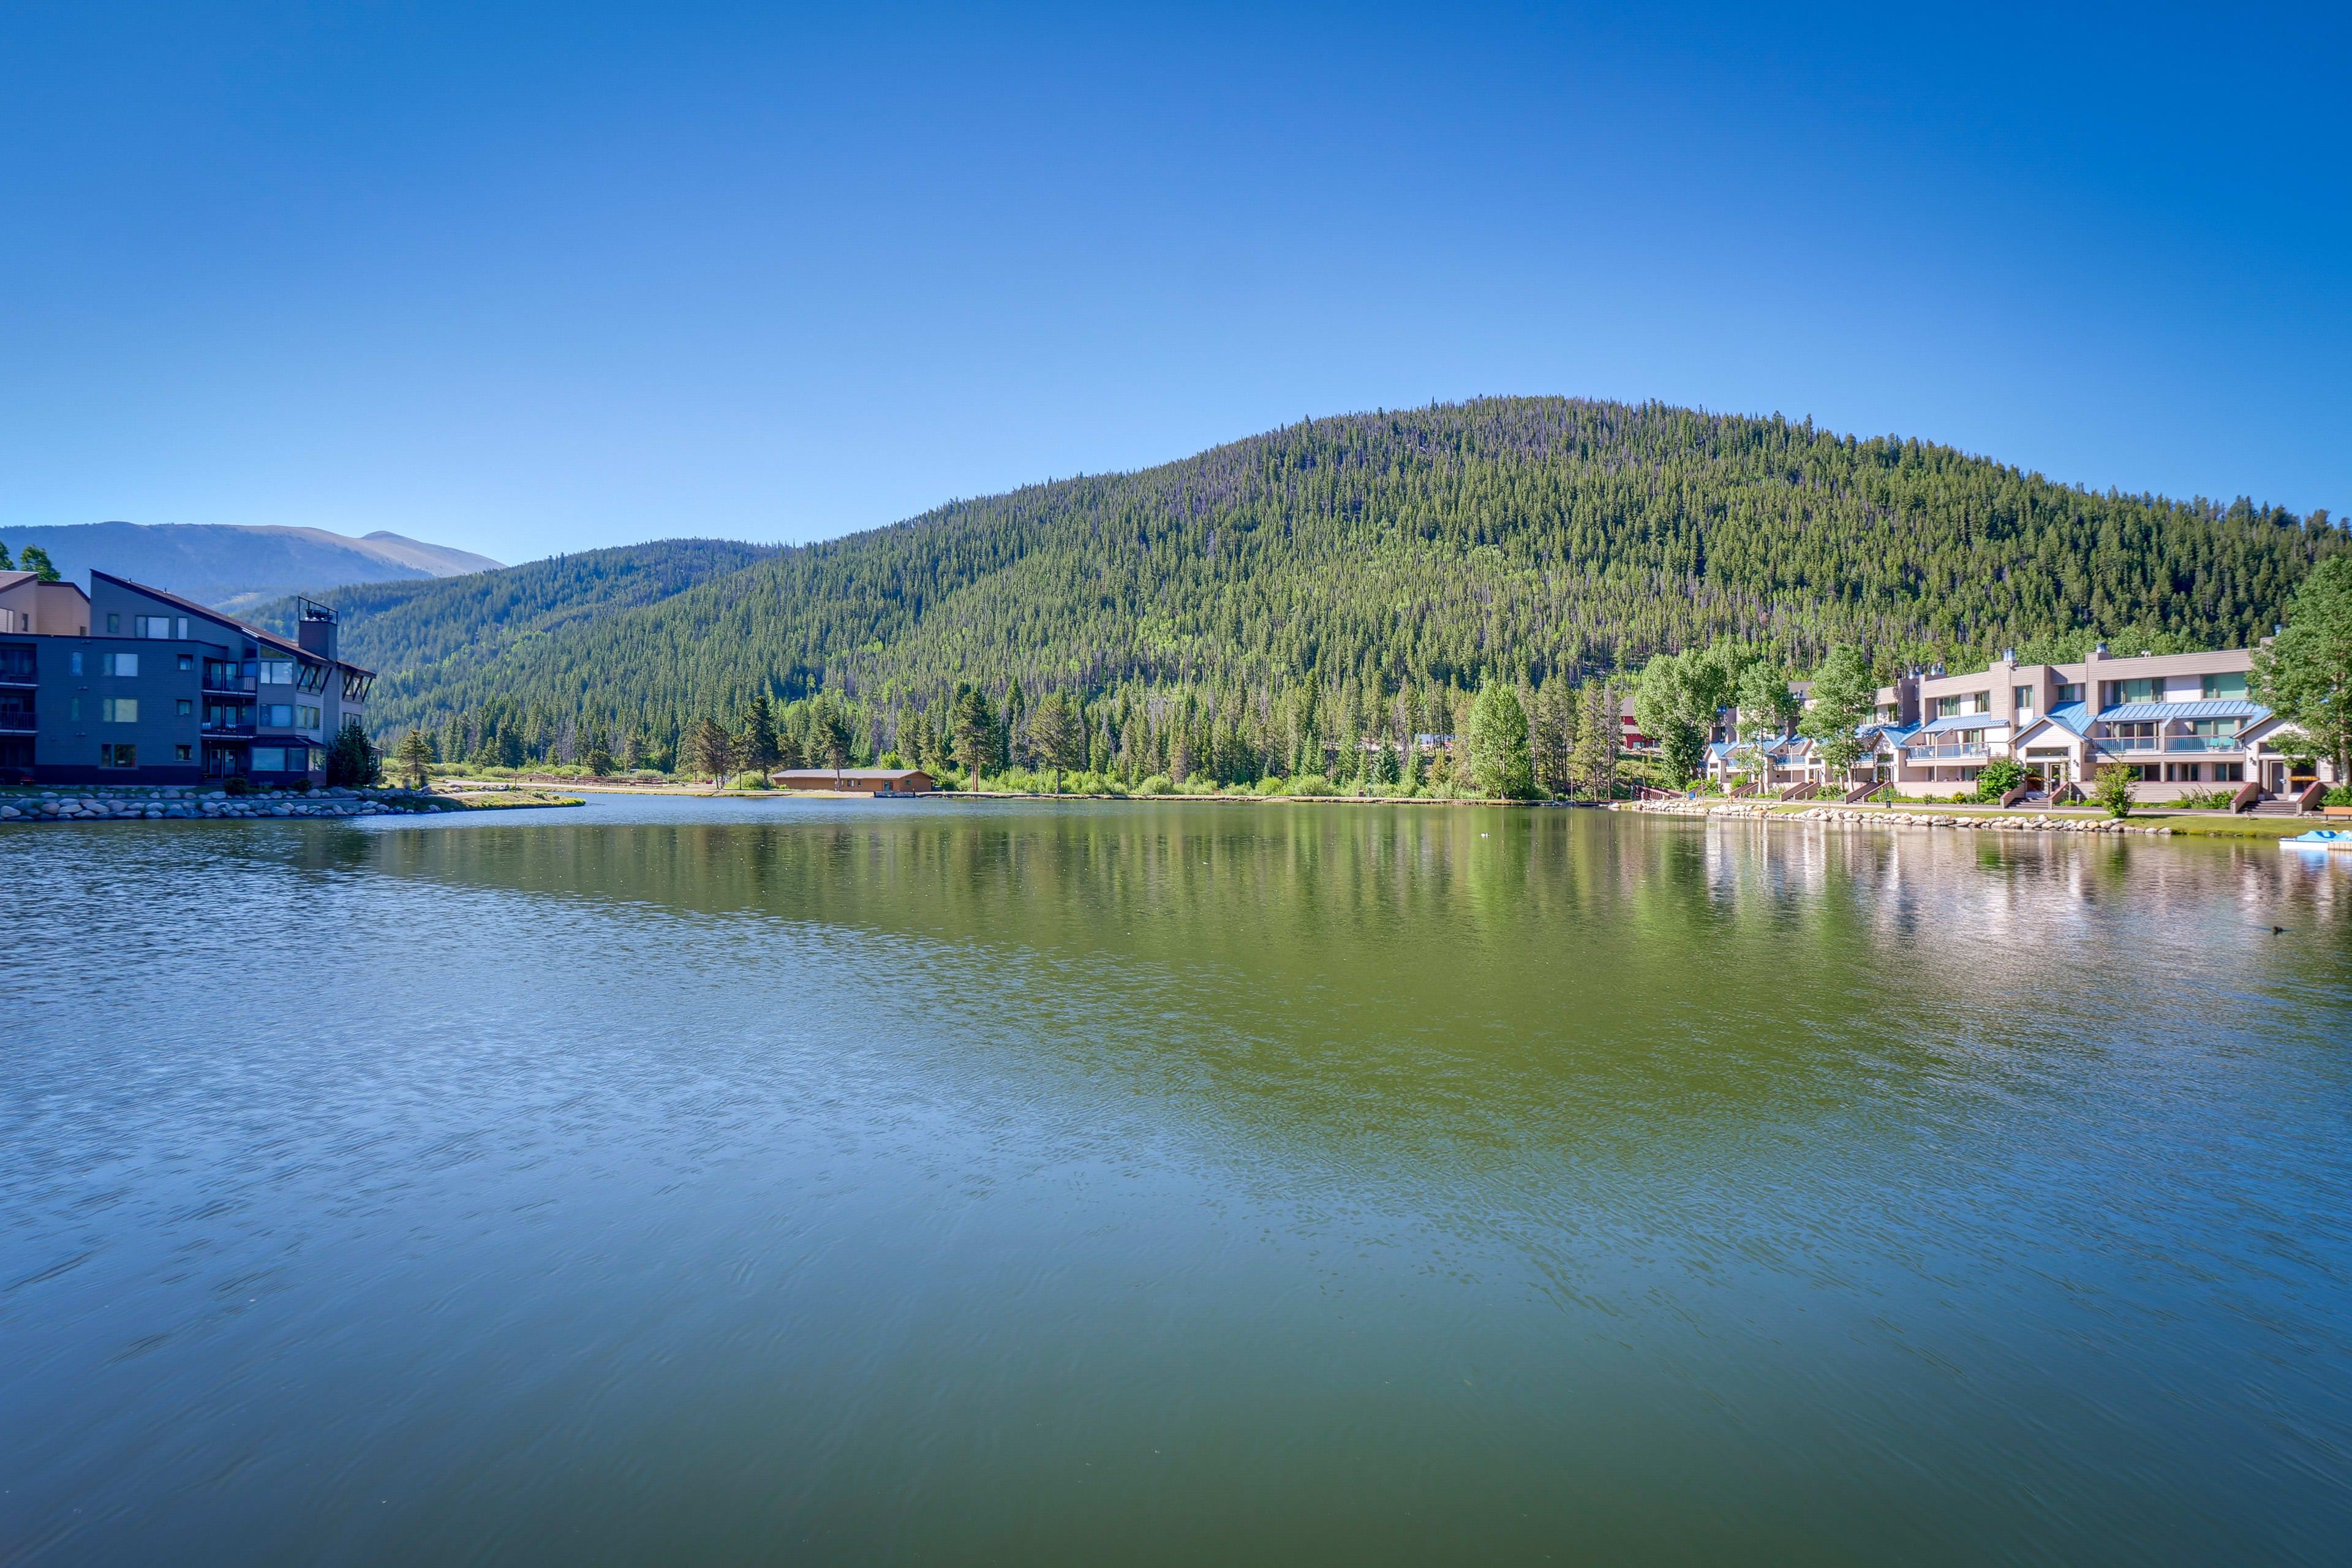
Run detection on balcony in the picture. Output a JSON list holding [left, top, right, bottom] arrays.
[[2163, 736, 2242, 753], [202, 677, 257, 695], [200, 721, 256, 737], [1905, 744, 1990, 761], [0, 714, 33, 733]]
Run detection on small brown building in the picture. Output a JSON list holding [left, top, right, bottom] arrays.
[[773, 767, 934, 796]]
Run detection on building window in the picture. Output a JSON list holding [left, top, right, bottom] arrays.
[[2201, 673, 2248, 701], [251, 747, 285, 772], [178, 654, 194, 671], [2216, 763, 2243, 782], [2014, 685, 2034, 712], [176, 699, 193, 717], [99, 652, 138, 677], [261, 703, 294, 727], [259, 659, 296, 685], [100, 697, 138, 723], [2132, 764, 2159, 782], [2106, 677, 2160, 705], [69, 651, 83, 675], [2056, 683, 2083, 704], [175, 744, 192, 761], [68, 696, 80, 720], [134, 616, 179, 639], [99, 743, 135, 767], [297, 705, 322, 730], [107, 613, 120, 633]]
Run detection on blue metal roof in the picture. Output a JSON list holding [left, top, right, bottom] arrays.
[[2097, 699, 2267, 722], [2039, 702, 2091, 735], [1914, 714, 2005, 734]]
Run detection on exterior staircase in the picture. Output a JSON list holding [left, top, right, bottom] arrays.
[[2238, 781, 2324, 817]]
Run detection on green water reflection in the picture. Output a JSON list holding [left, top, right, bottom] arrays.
[[1, 801, 2345, 1566]]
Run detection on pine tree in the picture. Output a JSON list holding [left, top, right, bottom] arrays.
[[741, 690, 782, 776], [395, 727, 434, 790], [1572, 682, 1619, 799], [581, 723, 616, 777], [1028, 689, 1085, 780], [1529, 681, 1575, 797], [807, 694, 852, 776], [17, 545, 59, 582], [1003, 680, 1028, 768], [950, 686, 1000, 787], [684, 717, 737, 791]]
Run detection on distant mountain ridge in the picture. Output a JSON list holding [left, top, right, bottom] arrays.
[[244, 538, 784, 676], [0, 521, 505, 610]]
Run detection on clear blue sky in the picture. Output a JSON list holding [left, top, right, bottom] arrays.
[[3, 2, 2345, 565]]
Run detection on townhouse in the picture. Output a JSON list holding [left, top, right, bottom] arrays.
[[1702, 640, 2330, 803]]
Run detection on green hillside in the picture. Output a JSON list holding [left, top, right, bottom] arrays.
[[343, 398, 2339, 769]]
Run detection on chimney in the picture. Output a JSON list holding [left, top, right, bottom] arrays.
[[296, 596, 338, 660]]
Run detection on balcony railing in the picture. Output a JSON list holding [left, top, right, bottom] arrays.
[[200, 722, 256, 736], [2162, 736, 2241, 753], [0, 715, 33, 733], [1904, 744, 1990, 760]]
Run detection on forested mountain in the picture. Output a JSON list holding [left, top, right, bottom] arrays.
[[2, 521, 502, 610], [248, 537, 782, 677], [338, 398, 2338, 771]]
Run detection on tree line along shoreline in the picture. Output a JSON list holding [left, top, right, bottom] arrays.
[[386, 551, 2352, 813]]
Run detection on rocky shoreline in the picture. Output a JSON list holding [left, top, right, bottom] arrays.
[[1616, 799, 2175, 835], [1, 785, 466, 824]]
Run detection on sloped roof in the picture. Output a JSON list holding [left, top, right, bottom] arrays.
[[2097, 699, 2267, 722], [2040, 702, 2092, 736], [1914, 714, 2005, 734], [89, 570, 375, 678]]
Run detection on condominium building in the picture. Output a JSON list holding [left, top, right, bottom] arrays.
[[0, 571, 375, 786], [1701, 641, 2332, 803]]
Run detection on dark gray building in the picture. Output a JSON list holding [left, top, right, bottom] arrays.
[[0, 571, 374, 786]]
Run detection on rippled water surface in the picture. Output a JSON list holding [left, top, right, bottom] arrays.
[[4, 797, 2349, 1565]]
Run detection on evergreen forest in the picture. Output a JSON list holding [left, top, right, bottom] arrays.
[[292, 398, 2341, 784]]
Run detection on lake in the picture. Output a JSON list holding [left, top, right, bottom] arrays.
[[4, 797, 2348, 1565]]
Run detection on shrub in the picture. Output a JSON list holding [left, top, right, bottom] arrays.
[[2325, 785, 2352, 807], [1136, 774, 1173, 796], [730, 772, 772, 790], [1254, 775, 1287, 796], [224, 775, 254, 796], [1289, 774, 1333, 796], [2094, 761, 2139, 818], [1973, 758, 2026, 802], [2176, 788, 2236, 810]]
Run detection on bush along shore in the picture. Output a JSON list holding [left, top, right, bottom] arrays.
[[1617, 799, 2175, 836], [0, 785, 562, 824]]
